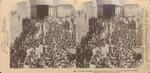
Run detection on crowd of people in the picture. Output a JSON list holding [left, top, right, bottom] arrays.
[[10, 15, 142, 68], [10, 16, 76, 68], [87, 16, 142, 68]]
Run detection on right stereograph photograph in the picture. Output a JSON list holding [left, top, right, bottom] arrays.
[[10, 0, 143, 68]]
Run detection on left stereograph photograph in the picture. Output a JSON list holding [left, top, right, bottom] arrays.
[[10, 0, 143, 68], [10, 0, 77, 68]]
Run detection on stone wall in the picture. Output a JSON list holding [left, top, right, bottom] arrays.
[[30, 0, 74, 18], [10, 1, 31, 44], [96, 0, 141, 17], [57, 5, 74, 17]]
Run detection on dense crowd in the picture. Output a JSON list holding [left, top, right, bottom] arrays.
[[10, 16, 76, 68], [10, 15, 142, 68], [87, 16, 142, 68]]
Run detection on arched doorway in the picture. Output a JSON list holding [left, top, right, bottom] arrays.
[[103, 4, 115, 18], [36, 5, 49, 18]]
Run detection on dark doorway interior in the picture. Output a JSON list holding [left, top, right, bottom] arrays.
[[103, 5, 115, 19], [36, 5, 49, 18]]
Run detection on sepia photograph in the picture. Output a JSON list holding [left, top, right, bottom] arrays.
[[9, 0, 143, 68]]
